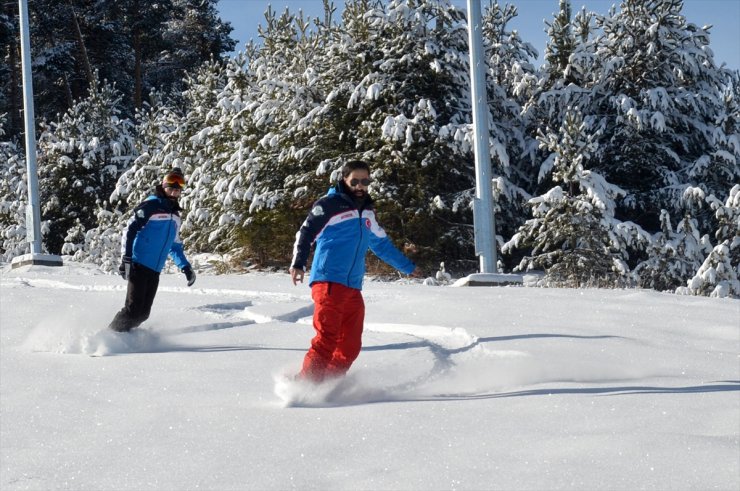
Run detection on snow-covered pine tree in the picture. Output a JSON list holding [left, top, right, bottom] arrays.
[[220, 5, 349, 266], [37, 80, 136, 254], [237, 0, 487, 269], [683, 184, 740, 297], [684, 241, 740, 298], [220, 39, 325, 259], [154, 5, 328, 267], [503, 107, 642, 287], [64, 207, 126, 272], [633, 209, 712, 291], [522, 1, 595, 242], [533, 1, 595, 109], [543, 0, 576, 89], [164, 59, 235, 253], [0, 115, 32, 261], [110, 92, 182, 210], [578, 0, 736, 234], [708, 184, 740, 256], [687, 72, 740, 206], [66, 91, 181, 271], [335, 0, 480, 267], [165, 0, 236, 79], [571, 6, 594, 47]]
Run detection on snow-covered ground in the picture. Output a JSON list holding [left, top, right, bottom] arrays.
[[1, 262, 738, 490]]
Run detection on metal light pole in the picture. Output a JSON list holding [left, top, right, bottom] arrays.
[[19, 0, 41, 254], [467, 0, 497, 273], [12, 0, 62, 268]]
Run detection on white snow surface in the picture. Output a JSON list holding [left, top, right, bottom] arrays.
[[1, 263, 738, 490]]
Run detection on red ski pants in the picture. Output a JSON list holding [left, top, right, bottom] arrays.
[[301, 282, 365, 381]]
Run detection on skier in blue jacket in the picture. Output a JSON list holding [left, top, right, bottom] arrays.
[[290, 160, 420, 381], [108, 168, 196, 332]]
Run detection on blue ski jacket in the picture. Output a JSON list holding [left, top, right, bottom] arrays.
[[121, 187, 191, 273], [291, 183, 415, 290]]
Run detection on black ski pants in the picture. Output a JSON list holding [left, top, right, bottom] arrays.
[[108, 263, 160, 332]]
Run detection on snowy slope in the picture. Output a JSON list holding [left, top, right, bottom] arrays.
[[1, 263, 738, 490]]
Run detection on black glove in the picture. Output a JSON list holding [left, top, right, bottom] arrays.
[[183, 265, 196, 287], [119, 256, 132, 280]]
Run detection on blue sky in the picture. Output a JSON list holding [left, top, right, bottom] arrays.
[[217, 0, 739, 70]]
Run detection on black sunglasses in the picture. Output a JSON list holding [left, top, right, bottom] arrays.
[[349, 178, 373, 186]]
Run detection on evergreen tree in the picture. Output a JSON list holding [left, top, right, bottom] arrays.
[[683, 183, 740, 297], [707, 184, 740, 253], [240, 5, 327, 211], [173, 58, 242, 253], [633, 209, 711, 291], [504, 107, 646, 287], [62, 207, 122, 272], [578, 0, 736, 232], [149, 0, 236, 108], [543, 0, 576, 87], [67, 91, 182, 270], [36, 80, 136, 254], [0, 114, 31, 260], [332, 0, 478, 268], [685, 242, 740, 298], [215, 4, 350, 266], [227, 0, 488, 269], [118, 0, 175, 110], [0, 4, 22, 137], [21, 0, 88, 122], [687, 73, 740, 202], [523, 1, 595, 229]]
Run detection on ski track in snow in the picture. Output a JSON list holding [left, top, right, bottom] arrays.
[[12, 276, 644, 407], [1, 276, 299, 301]]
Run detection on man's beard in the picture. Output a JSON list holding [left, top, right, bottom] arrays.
[[352, 189, 367, 204], [341, 181, 367, 205]]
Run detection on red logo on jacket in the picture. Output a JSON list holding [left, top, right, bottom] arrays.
[[364, 218, 371, 229]]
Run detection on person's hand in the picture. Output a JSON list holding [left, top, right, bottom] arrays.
[[289, 267, 304, 286], [183, 265, 196, 287], [119, 256, 132, 280], [409, 266, 423, 278]]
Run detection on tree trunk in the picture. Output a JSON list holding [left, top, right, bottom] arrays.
[[133, 31, 143, 109], [7, 26, 22, 137], [68, 2, 95, 87], [61, 72, 74, 109], [132, 0, 143, 110]]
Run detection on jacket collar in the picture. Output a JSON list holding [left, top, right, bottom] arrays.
[[329, 181, 373, 208], [154, 185, 183, 212]]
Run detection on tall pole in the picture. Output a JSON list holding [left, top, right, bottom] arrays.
[[11, 0, 61, 268], [18, 0, 42, 255], [467, 0, 497, 273]]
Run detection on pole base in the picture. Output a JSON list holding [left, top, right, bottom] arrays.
[[451, 273, 523, 287], [11, 253, 63, 269]]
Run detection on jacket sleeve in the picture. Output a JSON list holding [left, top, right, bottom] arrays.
[[168, 229, 190, 271], [120, 200, 154, 258], [366, 211, 415, 274], [291, 199, 331, 270]]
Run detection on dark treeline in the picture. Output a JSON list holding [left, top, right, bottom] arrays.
[[0, 0, 235, 137]]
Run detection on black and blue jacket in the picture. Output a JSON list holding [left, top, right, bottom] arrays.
[[291, 183, 415, 290], [121, 186, 190, 273]]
